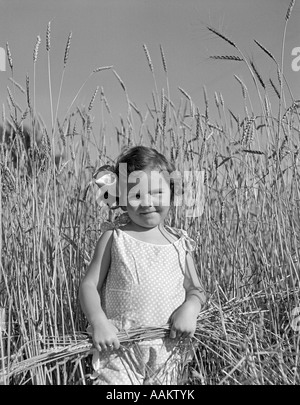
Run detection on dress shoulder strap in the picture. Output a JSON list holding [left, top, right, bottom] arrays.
[[164, 225, 196, 252]]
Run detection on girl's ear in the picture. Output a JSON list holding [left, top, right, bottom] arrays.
[[170, 177, 184, 203]]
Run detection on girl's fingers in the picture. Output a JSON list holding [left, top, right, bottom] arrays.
[[92, 338, 102, 352], [170, 327, 193, 340], [97, 340, 120, 351], [108, 339, 119, 350], [94, 343, 102, 352], [99, 342, 110, 351]]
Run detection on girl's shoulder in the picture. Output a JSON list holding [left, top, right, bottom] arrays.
[[97, 229, 114, 245], [164, 225, 197, 252], [92, 229, 114, 258]]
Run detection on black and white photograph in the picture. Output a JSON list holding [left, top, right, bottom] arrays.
[[0, 0, 299, 387]]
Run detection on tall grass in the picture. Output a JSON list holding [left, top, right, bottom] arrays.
[[1, 3, 300, 385]]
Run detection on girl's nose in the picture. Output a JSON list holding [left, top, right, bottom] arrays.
[[140, 193, 154, 207]]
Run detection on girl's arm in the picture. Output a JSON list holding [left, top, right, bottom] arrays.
[[184, 252, 207, 308], [169, 252, 206, 339], [79, 230, 120, 351]]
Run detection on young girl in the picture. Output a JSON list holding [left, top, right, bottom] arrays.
[[79, 146, 206, 385]]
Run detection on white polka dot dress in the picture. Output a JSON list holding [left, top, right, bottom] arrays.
[[91, 227, 197, 385]]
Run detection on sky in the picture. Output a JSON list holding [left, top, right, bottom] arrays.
[[0, 0, 299, 159]]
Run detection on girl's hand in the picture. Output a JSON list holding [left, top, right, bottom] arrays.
[[169, 299, 199, 340], [91, 318, 120, 351]]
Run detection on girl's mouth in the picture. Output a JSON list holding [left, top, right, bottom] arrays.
[[140, 211, 157, 215]]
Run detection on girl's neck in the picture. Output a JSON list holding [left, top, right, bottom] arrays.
[[121, 221, 175, 245]]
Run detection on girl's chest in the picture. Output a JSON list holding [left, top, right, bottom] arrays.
[[110, 244, 185, 287]]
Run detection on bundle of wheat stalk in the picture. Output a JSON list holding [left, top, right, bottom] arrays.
[[1, 287, 298, 384]]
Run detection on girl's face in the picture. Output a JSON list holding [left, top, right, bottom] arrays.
[[125, 169, 171, 229]]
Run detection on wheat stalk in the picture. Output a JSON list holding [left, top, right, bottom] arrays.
[[242, 149, 264, 155], [20, 108, 29, 124], [8, 78, 25, 95], [32, 35, 41, 144], [93, 65, 113, 73], [142, 44, 160, 119], [253, 39, 276, 63], [113, 69, 126, 93], [277, 0, 296, 143], [143, 44, 154, 73], [5, 43, 13, 72], [209, 55, 243, 61], [100, 87, 112, 115], [178, 87, 191, 101], [63, 32, 72, 67], [0, 299, 263, 379], [25, 74, 31, 111], [207, 25, 267, 115], [1, 103, 5, 125], [206, 26, 237, 49], [6, 87, 17, 110], [62, 67, 113, 122], [241, 116, 256, 146], [250, 60, 265, 90], [219, 92, 224, 107], [285, 0, 295, 21], [234, 75, 248, 100], [159, 44, 167, 74], [269, 78, 280, 99], [203, 86, 209, 121], [88, 86, 99, 112], [4, 287, 293, 382], [53, 31, 73, 140], [45, 21, 54, 132], [46, 21, 51, 52], [33, 35, 41, 63]]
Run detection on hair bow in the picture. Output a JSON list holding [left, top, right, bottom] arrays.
[[93, 165, 119, 208]]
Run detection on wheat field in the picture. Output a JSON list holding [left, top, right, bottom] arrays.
[[0, 1, 300, 385]]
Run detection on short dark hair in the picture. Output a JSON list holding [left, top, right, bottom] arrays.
[[114, 146, 176, 202], [115, 146, 174, 174]]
